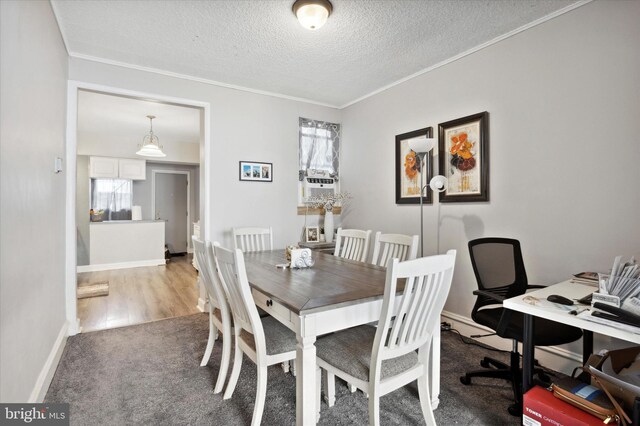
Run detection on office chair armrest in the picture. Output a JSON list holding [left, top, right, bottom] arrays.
[[526, 285, 546, 291], [473, 289, 505, 303]]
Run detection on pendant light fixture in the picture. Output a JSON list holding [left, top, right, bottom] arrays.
[[292, 0, 333, 30], [136, 115, 166, 158]]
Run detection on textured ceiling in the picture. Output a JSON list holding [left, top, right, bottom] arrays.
[[53, 0, 580, 107], [77, 90, 200, 148]]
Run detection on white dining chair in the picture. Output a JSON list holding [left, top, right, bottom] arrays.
[[370, 232, 419, 266], [316, 250, 457, 426], [334, 228, 372, 263], [231, 226, 293, 373], [232, 227, 273, 252], [213, 243, 298, 426], [192, 236, 233, 394]]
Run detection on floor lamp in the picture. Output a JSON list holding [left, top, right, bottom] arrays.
[[407, 138, 448, 257]]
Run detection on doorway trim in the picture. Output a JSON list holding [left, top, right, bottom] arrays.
[[65, 80, 211, 336], [151, 169, 191, 253]]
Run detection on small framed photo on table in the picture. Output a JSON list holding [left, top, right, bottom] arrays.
[[239, 161, 273, 182], [306, 226, 319, 243]]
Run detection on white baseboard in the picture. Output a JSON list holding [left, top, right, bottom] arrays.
[[77, 259, 166, 273], [441, 310, 582, 375], [68, 318, 80, 336], [29, 322, 69, 403]]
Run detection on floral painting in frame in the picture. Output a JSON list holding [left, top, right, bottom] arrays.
[[395, 127, 433, 205], [438, 112, 489, 202]]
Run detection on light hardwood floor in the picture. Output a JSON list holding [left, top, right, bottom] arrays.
[[77, 255, 200, 332]]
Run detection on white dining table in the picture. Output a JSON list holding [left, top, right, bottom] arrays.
[[243, 250, 441, 425]]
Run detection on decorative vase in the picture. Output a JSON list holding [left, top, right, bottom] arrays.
[[324, 210, 334, 243]]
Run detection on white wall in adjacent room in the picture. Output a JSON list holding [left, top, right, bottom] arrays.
[[76, 155, 90, 266], [0, 1, 69, 402], [69, 58, 342, 249], [77, 134, 199, 165], [341, 0, 640, 356], [132, 162, 200, 249]]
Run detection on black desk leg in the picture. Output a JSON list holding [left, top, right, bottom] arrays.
[[583, 330, 593, 365], [522, 314, 535, 394]]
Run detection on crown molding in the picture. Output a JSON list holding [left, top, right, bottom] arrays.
[[338, 0, 593, 109], [51, 0, 592, 110], [67, 52, 341, 109]]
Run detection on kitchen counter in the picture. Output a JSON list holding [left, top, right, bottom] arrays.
[[85, 220, 166, 271]]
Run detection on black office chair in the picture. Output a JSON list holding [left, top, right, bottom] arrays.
[[460, 237, 583, 415]]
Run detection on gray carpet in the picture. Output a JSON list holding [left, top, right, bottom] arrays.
[[45, 314, 534, 425]]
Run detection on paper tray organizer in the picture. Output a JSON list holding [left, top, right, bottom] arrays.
[[591, 274, 640, 309]]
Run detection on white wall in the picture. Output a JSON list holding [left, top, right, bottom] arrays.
[[68, 58, 342, 249], [76, 155, 90, 265], [77, 135, 199, 165], [0, 1, 69, 402], [341, 0, 640, 355]]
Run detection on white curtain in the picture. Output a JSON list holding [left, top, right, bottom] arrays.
[[91, 178, 132, 220], [299, 117, 340, 180]]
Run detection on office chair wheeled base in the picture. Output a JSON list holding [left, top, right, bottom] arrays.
[[459, 348, 549, 416]]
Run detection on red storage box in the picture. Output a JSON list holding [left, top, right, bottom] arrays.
[[523, 386, 603, 426]]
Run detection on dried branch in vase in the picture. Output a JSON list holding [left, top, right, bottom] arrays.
[[306, 192, 351, 212]]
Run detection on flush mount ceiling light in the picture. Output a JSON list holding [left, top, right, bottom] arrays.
[[292, 0, 333, 30], [136, 115, 166, 158]]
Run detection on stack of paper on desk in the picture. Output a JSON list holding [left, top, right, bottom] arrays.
[[571, 271, 600, 286], [577, 310, 640, 334]]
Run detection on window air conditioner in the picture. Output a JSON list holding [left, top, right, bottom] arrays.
[[301, 170, 336, 203]]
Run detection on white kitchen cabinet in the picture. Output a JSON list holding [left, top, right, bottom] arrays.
[[89, 156, 119, 178], [118, 158, 146, 180], [88, 157, 146, 180]]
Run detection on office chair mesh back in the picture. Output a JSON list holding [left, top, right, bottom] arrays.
[[469, 239, 529, 315]]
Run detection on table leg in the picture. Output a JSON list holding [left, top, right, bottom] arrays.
[[522, 314, 535, 393], [582, 330, 593, 365], [429, 321, 441, 409], [296, 317, 317, 426]]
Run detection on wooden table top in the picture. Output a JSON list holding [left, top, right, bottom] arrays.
[[243, 250, 390, 315]]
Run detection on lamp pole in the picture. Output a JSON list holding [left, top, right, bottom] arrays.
[[418, 152, 427, 258]]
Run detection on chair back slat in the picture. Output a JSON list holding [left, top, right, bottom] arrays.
[[371, 251, 456, 366], [233, 227, 273, 253], [371, 232, 419, 266], [213, 244, 264, 341], [334, 228, 372, 263], [193, 236, 231, 318]]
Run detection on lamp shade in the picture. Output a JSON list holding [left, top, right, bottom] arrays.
[[136, 143, 166, 158], [429, 175, 448, 192], [407, 137, 436, 154], [136, 115, 166, 158]]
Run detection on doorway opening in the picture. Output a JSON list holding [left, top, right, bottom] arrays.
[[65, 81, 211, 335], [151, 169, 192, 258]]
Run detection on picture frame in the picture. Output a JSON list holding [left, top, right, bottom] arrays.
[[239, 161, 272, 182], [305, 226, 319, 243], [395, 127, 433, 204], [438, 112, 489, 202]]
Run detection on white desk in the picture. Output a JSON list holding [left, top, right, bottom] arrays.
[[504, 280, 640, 396]]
